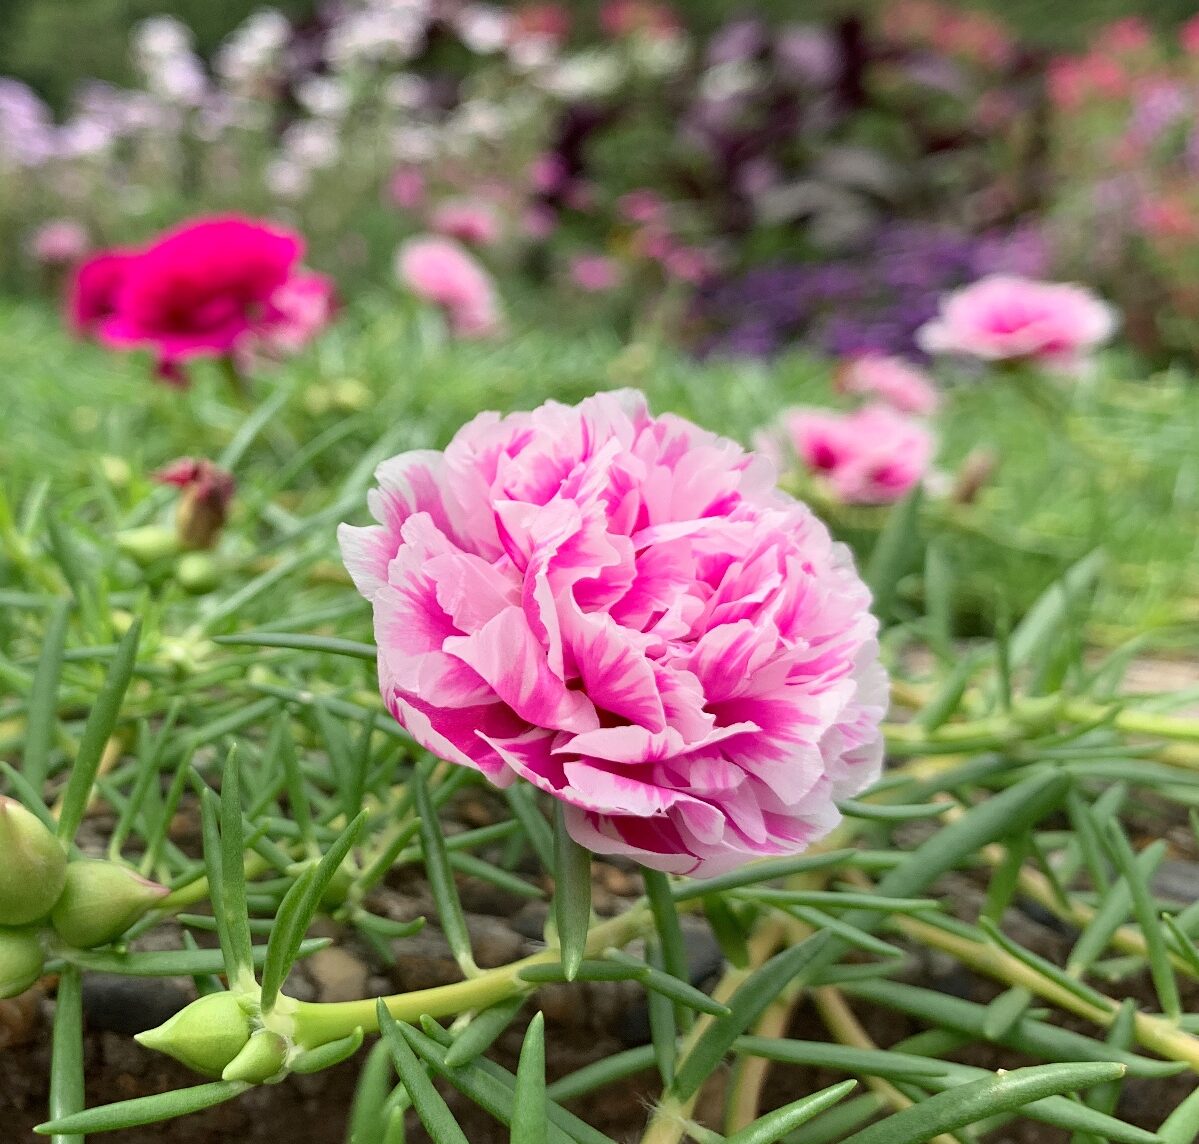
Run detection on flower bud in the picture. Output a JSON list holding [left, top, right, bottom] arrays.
[[155, 458, 236, 550], [115, 524, 179, 567], [175, 552, 222, 594], [222, 1029, 290, 1084], [135, 992, 254, 1077], [50, 860, 169, 949], [0, 798, 67, 926], [0, 928, 45, 999]]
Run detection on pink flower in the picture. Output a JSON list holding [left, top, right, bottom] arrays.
[[838, 355, 940, 416], [529, 153, 568, 195], [93, 216, 329, 381], [389, 167, 426, 210], [763, 405, 934, 505], [568, 254, 622, 292], [430, 198, 503, 247], [340, 390, 886, 875], [600, 0, 682, 41], [246, 271, 337, 361], [619, 188, 667, 226], [68, 250, 137, 335], [1182, 15, 1199, 57], [396, 235, 504, 339], [917, 275, 1117, 371], [29, 219, 89, 266]]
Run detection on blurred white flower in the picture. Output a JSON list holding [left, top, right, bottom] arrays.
[[631, 31, 688, 77], [382, 73, 430, 110], [455, 5, 510, 55], [540, 50, 624, 99], [296, 76, 352, 119], [266, 157, 310, 199], [391, 123, 438, 162], [216, 9, 291, 87], [133, 15, 194, 59], [282, 119, 340, 169]]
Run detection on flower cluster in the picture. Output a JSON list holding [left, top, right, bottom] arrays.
[[70, 217, 334, 384], [341, 390, 887, 875]]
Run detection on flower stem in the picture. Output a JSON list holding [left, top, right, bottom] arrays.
[[287, 904, 654, 1050]]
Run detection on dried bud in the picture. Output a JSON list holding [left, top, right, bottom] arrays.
[[0, 798, 67, 926], [50, 860, 169, 949], [951, 448, 998, 505], [0, 928, 44, 1000], [155, 458, 236, 550], [222, 1029, 290, 1084], [135, 992, 254, 1077]]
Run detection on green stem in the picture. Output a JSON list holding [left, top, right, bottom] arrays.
[[287, 903, 654, 1050]]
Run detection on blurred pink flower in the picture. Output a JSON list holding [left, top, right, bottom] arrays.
[[530, 152, 568, 194], [1182, 15, 1199, 56], [838, 355, 940, 416], [765, 405, 934, 505], [340, 389, 886, 875], [431, 198, 503, 247], [389, 167, 426, 211], [619, 188, 667, 225], [600, 0, 681, 41], [568, 253, 622, 292], [662, 245, 713, 284], [76, 216, 332, 382], [917, 275, 1117, 371], [250, 272, 337, 359], [29, 219, 89, 266], [521, 204, 558, 239], [510, 4, 571, 45], [396, 235, 504, 339]]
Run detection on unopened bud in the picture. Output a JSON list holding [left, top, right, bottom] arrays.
[[175, 552, 222, 594], [135, 992, 254, 1077], [0, 928, 45, 999], [0, 798, 67, 926], [951, 448, 997, 505], [116, 525, 179, 567], [155, 458, 236, 550], [222, 1029, 290, 1084], [50, 860, 169, 949]]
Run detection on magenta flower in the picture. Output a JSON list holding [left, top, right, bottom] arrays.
[[917, 275, 1117, 372], [838, 354, 941, 416], [84, 216, 333, 382], [396, 235, 504, 339], [430, 199, 503, 247], [764, 405, 935, 506], [340, 390, 886, 875], [68, 250, 137, 336]]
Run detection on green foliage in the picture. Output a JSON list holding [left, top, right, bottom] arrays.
[[4, 297, 1199, 1142]]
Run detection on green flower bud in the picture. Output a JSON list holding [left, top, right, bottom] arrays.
[[222, 1029, 290, 1084], [135, 992, 254, 1077], [0, 797, 67, 926], [115, 525, 179, 567], [0, 927, 44, 999], [50, 860, 169, 949], [175, 552, 222, 594]]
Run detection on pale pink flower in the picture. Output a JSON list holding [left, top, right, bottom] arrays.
[[396, 235, 504, 339], [917, 275, 1116, 371], [29, 219, 89, 266], [764, 405, 934, 505], [568, 253, 622, 292], [838, 354, 940, 416], [618, 188, 667, 225], [389, 167, 426, 210], [340, 390, 886, 875], [430, 198, 503, 247]]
